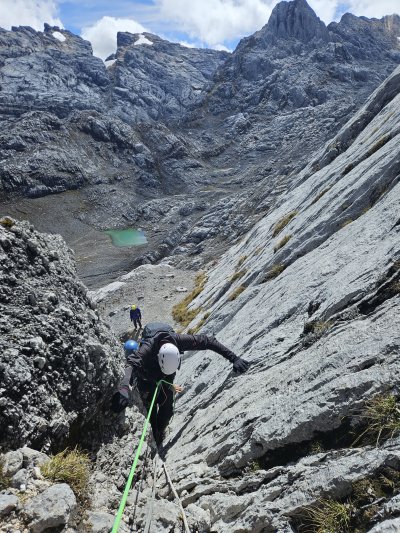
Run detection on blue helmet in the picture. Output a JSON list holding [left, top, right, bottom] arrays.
[[124, 340, 139, 352]]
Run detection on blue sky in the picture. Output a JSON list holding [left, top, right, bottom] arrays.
[[59, 1, 153, 34], [0, 0, 399, 60], [58, 0, 208, 48]]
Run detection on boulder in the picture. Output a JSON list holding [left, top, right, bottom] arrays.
[[23, 483, 77, 533]]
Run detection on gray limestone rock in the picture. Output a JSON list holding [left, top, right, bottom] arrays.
[[147, 63, 400, 531], [368, 518, 400, 532], [0, 494, 18, 517], [3, 450, 23, 476], [86, 511, 129, 533], [11, 468, 28, 489], [0, 219, 123, 450], [382, 494, 400, 515], [23, 483, 77, 533], [186, 503, 211, 531], [20, 447, 49, 468], [267, 0, 330, 43]]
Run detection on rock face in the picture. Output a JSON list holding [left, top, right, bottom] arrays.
[[156, 64, 400, 531], [22, 483, 77, 533], [111, 31, 228, 123], [264, 0, 330, 42], [0, 26, 225, 201], [0, 217, 123, 451]]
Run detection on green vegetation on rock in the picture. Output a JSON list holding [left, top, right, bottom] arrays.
[[41, 448, 90, 500], [272, 211, 298, 237], [172, 272, 207, 327]]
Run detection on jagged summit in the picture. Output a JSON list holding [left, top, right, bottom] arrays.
[[266, 0, 329, 42]]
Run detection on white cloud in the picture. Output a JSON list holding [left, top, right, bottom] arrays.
[[0, 0, 62, 31], [156, 0, 275, 47], [308, 0, 400, 23], [346, 0, 400, 19], [153, 0, 399, 48], [307, 0, 339, 24], [81, 16, 147, 60]]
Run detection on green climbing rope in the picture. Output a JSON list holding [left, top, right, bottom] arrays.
[[111, 379, 174, 532]]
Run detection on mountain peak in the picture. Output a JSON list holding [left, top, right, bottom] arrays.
[[266, 0, 329, 43]]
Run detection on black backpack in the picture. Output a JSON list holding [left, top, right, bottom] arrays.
[[141, 322, 175, 342], [141, 322, 183, 367]]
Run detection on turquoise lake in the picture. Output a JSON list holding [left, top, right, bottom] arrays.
[[104, 228, 147, 247]]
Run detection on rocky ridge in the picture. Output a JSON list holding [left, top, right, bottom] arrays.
[[0, 1, 399, 286]]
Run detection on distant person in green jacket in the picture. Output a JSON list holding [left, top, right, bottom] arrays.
[[130, 305, 142, 330]]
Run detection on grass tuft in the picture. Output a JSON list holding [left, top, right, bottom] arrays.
[[308, 441, 325, 455], [172, 272, 207, 327], [311, 186, 331, 205], [303, 320, 332, 335], [263, 264, 286, 282], [366, 134, 391, 157], [352, 394, 400, 447], [302, 499, 352, 533], [301, 320, 332, 347], [340, 219, 353, 228], [41, 448, 90, 500], [272, 211, 298, 237], [229, 269, 246, 283], [187, 311, 211, 334], [391, 281, 400, 294], [236, 255, 248, 268], [0, 216, 15, 228], [274, 234, 291, 253], [228, 285, 246, 301], [249, 460, 262, 472]]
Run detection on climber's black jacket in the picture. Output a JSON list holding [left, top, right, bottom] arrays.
[[120, 331, 238, 388]]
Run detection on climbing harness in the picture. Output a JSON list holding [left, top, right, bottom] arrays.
[[111, 379, 184, 532]]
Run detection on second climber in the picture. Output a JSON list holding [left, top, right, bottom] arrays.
[[130, 304, 142, 330]]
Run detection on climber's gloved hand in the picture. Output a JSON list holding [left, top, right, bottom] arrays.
[[111, 387, 129, 413], [232, 357, 250, 374]]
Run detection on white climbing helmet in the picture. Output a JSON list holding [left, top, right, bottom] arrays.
[[158, 343, 181, 375]]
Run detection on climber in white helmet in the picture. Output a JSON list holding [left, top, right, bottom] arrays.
[[112, 322, 250, 448], [158, 342, 181, 375]]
